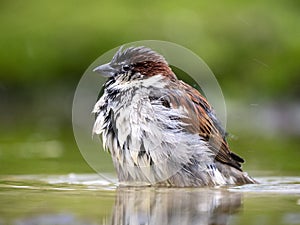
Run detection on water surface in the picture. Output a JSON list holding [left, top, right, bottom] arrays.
[[0, 174, 300, 225]]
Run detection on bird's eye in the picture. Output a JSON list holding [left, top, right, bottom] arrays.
[[122, 64, 131, 72]]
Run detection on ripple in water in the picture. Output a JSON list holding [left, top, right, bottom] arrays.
[[0, 174, 300, 194]]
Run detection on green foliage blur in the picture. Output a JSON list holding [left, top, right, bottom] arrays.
[[0, 0, 299, 175], [1, 0, 299, 96], [1, 0, 299, 123]]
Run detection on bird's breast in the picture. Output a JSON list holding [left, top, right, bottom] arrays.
[[93, 75, 214, 183]]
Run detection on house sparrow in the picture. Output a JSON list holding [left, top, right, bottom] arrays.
[[92, 46, 256, 187]]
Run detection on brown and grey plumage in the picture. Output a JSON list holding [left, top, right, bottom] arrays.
[[92, 46, 256, 187]]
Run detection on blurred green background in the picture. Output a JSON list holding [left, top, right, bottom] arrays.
[[0, 0, 299, 176]]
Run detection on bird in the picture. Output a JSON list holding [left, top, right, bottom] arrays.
[[92, 46, 256, 187]]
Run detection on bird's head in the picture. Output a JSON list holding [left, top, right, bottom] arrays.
[[93, 46, 176, 81]]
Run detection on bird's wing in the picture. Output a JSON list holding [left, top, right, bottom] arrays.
[[167, 80, 244, 171]]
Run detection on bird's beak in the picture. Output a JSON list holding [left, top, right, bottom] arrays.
[[93, 63, 115, 77]]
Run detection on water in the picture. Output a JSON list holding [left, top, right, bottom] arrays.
[[0, 174, 300, 225]]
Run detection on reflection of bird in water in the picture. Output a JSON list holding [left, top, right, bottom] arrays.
[[93, 46, 256, 186], [109, 187, 242, 225]]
